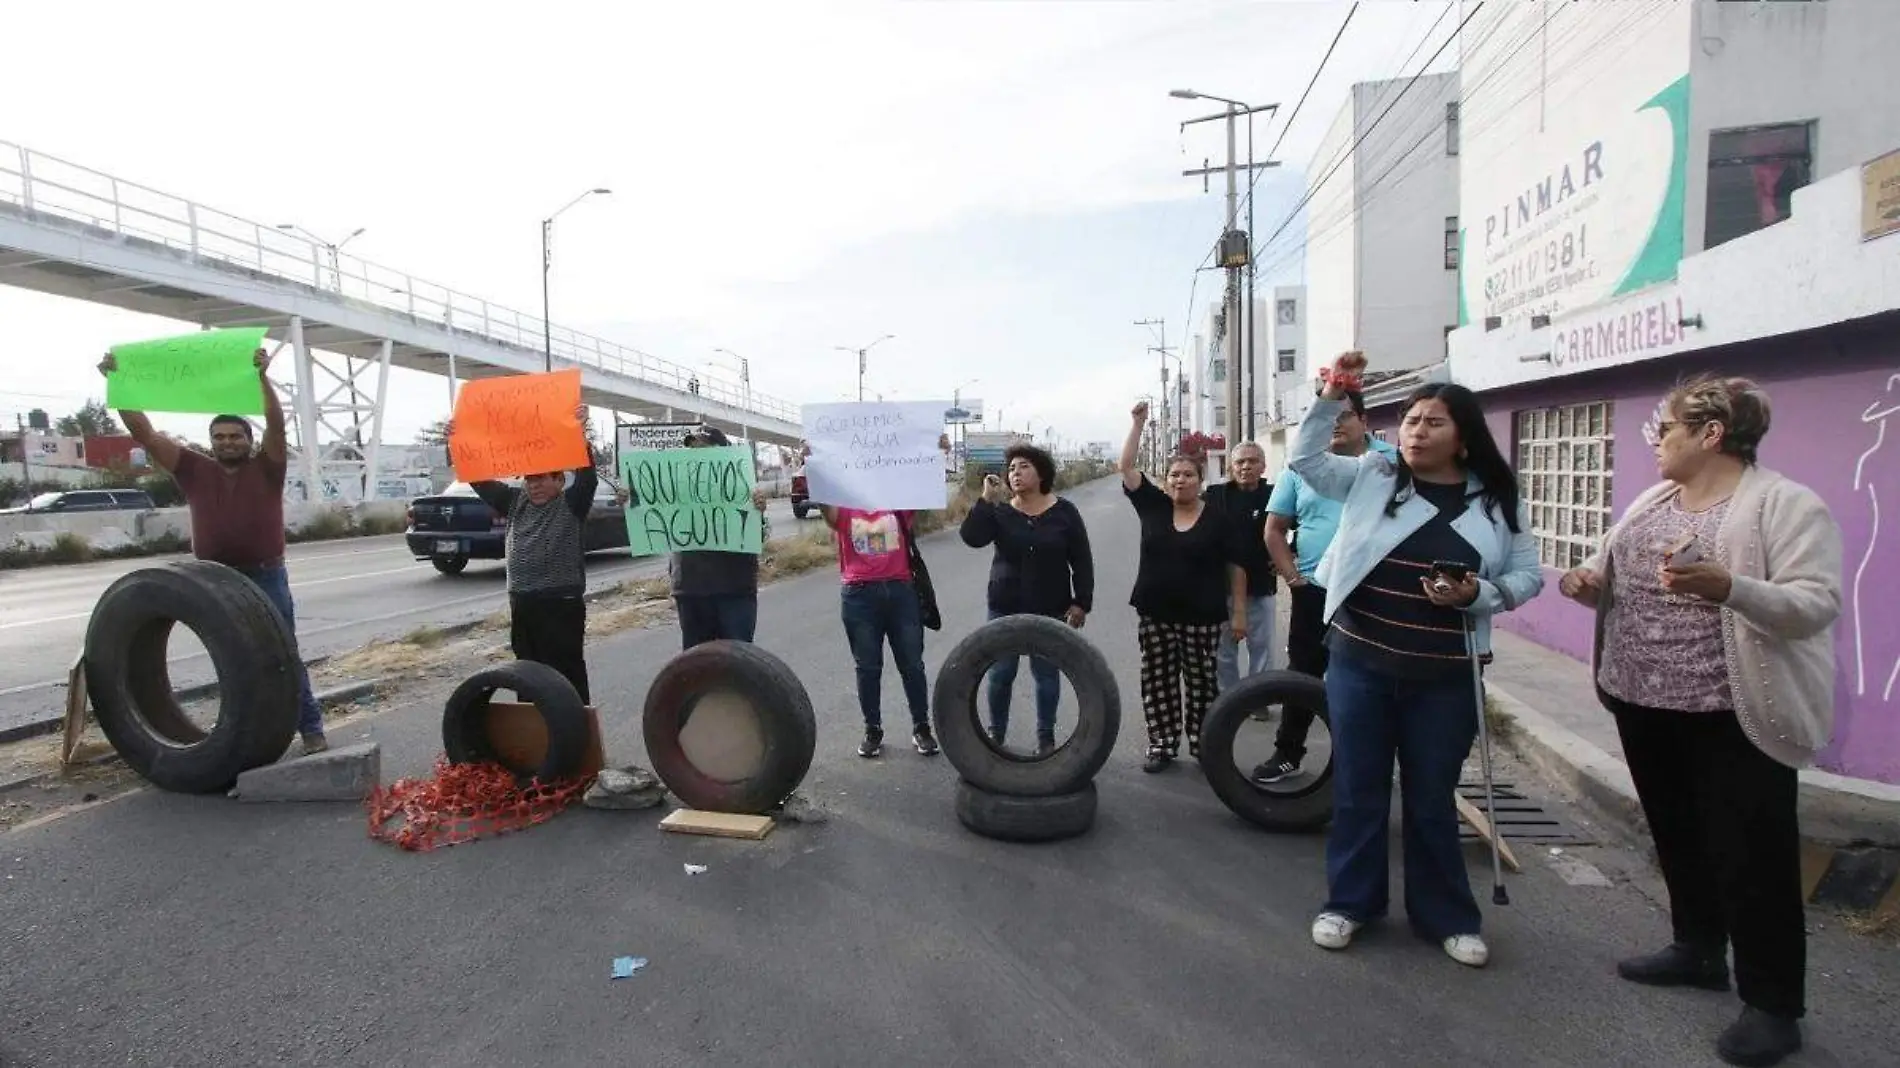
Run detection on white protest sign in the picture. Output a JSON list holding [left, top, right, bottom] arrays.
[[801, 401, 948, 512]]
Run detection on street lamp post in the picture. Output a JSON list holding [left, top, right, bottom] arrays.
[[541, 188, 612, 373], [276, 224, 366, 293], [950, 377, 979, 466], [834, 335, 895, 401]]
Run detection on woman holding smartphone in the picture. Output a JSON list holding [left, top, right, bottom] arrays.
[[1559, 377, 1840, 1068], [1291, 352, 1542, 970]]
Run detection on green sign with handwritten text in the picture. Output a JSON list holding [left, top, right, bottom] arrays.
[[619, 445, 763, 556], [105, 327, 269, 415]]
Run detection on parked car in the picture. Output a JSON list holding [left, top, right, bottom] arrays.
[[0, 489, 157, 515], [404, 478, 629, 575]]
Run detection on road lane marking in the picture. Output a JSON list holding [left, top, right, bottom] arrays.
[[0, 564, 428, 631]]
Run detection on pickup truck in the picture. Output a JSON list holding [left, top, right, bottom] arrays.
[[404, 479, 629, 575]]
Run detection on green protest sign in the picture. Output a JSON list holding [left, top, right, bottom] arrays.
[[619, 445, 764, 556], [105, 327, 270, 415]]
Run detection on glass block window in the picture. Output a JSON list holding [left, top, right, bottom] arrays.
[[1515, 401, 1614, 569]]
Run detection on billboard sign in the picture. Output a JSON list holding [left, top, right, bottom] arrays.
[[1457, 1, 1692, 329]]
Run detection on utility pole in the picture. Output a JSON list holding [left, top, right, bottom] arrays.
[[1134, 318, 1170, 466], [1176, 94, 1279, 466], [15, 414, 30, 492]]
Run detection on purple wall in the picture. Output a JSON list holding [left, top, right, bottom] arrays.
[[1368, 314, 1900, 782]]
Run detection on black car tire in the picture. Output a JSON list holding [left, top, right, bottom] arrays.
[[643, 641, 816, 814], [1197, 670, 1334, 832], [955, 779, 1096, 843], [432, 555, 469, 575], [932, 615, 1119, 798], [82, 561, 301, 793], [442, 660, 590, 782]]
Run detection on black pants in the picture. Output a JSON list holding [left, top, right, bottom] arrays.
[[1610, 696, 1806, 1018], [509, 594, 590, 704], [1276, 582, 1328, 759]]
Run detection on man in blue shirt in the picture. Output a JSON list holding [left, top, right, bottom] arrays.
[[1255, 389, 1397, 783]]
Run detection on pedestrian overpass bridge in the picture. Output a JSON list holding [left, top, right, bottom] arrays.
[[0, 138, 801, 501]]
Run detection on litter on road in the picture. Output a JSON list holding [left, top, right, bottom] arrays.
[[610, 956, 648, 980]]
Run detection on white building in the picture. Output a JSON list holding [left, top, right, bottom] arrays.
[[1186, 285, 1308, 470], [1423, 0, 1900, 784], [1303, 71, 1462, 383]]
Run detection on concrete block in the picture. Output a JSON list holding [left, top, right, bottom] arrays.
[[231, 742, 381, 803]]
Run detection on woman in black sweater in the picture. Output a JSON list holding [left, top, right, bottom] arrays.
[[959, 443, 1095, 754]]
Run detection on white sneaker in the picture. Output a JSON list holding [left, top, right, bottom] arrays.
[[1311, 912, 1360, 950], [1443, 934, 1489, 968]]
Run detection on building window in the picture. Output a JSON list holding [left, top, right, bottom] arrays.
[[1444, 216, 1459, 269], [1446, 102, 1460, 156], [1372, 429, 1389, 443], [1276, 299, 1297, 325], [1210, 357, 1226, 382], [1277, 349, 1297, 373], [1214, 405, 1228, 429], [1706, 122, 1812, 250], [1516, 402, 1615, 570]]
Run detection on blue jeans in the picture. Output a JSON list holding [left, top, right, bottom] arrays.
[[1217, 593, 1277, 693], [238, 564, 325, 737], [1323, 648, 1481, 939], [840, 580, 930, 731], [985, 609, 1060, 739], [675, 593, 759, 649]]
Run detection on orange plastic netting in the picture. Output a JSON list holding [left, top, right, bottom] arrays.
[[366, 756, 591, 852]]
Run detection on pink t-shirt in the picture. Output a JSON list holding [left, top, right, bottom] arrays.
[[834, 508, 913, 584]]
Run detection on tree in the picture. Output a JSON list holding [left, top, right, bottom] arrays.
[[55, 400, 123, 439], [414, 419, 450, 446]]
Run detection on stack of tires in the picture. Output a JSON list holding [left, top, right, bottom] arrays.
[[84, 561, 301, 794], [931, 616, 1120, 842], [1196, 670, 1335, 832]]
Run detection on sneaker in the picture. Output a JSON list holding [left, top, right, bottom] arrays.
[[1716, 1006, 1802, 1067], [300, 732, 330, 755], [1616, 943, 1731, 991], [1443, 934, 1490, 968], [1035, 731, 1056, 757], [1311, 912, 1360, 950], [987, 726, 1007, 748], [857, 729, 884, 759], [1251, 751, 1302, 785], [912, 726, 939, 756], [1142, 748, 1174, 773]]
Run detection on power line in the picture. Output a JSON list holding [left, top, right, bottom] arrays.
[[1253, 0, 1486, 260], [1252, 0, 1675, 284]]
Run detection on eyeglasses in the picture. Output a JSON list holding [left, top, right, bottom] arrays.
[[1643, 419, 1702, 447]]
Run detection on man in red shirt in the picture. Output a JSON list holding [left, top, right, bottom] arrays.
[[99, 346, 328, 754]]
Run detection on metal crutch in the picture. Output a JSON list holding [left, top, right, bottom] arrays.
[[1464, 613, 1510, 906]]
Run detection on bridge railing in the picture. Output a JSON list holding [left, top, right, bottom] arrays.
[[0, 139, 797, 425]]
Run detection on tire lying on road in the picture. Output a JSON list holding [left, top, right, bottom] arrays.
[[931, 614, 1120, 797], [1197, 670, 1334, 832], [83, 560, 301, 794], [955, 779, 1097, 843], [643, 641, 816, 815], [442, 660, 590, 782]]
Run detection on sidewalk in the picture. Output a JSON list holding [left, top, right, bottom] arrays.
[[1485, 628, 1900, 916]]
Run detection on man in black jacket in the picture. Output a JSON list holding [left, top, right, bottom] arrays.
[[1203, 441, 1276, 694]]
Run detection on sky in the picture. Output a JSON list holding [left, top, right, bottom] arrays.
[[0, 0, 1459, 453]]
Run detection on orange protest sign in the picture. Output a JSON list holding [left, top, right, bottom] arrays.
[[448, 369, 591, 481]]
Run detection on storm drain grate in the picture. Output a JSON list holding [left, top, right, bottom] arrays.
[[1456, 782, 1594, 847]]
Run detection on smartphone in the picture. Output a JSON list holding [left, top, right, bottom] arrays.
[[1430, 560, 1473, 582], [1664, 532, 1705, 567]]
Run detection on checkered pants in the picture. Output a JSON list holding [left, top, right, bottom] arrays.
[[1137, 616, 1223, 756]]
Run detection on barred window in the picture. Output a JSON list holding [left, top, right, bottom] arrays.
[[1515, 401, 1614, 569]]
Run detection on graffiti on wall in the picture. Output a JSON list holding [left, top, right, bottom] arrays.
[[1851, 372, 1900, 703]]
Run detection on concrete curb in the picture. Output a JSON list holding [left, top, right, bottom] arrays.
[[1488, 680, 1900, 917], [0, 678, 391, 796]]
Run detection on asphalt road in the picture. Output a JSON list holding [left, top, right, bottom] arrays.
[[0, 498, 808, 737], [1, 479, 1894, 1066]]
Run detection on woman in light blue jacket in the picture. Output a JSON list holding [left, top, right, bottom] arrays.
[[1293, 353, 1543, 970]]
